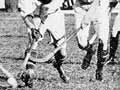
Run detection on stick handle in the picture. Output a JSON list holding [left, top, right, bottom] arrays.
[[22, 40, 36, 68], [30, 27, 81, 63], [22, 52, 31, 68]]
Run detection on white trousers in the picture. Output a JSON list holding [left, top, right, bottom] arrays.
[[76, 0, 110, 50], [28, 9, 67, 57], [112, 10, 120, 37]]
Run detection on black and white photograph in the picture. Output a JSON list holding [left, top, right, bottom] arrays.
[[0, 0, 120, 90]]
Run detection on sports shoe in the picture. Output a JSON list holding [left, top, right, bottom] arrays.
[[60, 74, 70, 83], [96, 70, 103, 81]]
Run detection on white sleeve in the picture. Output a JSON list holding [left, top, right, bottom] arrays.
[[34, 0, 41, 6]]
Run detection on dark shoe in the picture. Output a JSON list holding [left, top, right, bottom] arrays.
[[60, 74, 70, 83], [81, 44, 95, 70], [53, 62, 69, 83], [107, 35, 119, 65], [96, 70, 103, 81]]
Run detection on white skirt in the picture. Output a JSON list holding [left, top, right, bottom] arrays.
[[0, 0, 5, 8]]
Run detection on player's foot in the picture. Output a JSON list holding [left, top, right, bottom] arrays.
[[60, 74, 70, 83], [59, 66, 69, 83], [96, 70, 103, 81], [53, 62, 69, 83], [58, 67, 69, 83]]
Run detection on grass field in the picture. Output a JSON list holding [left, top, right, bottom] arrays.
[[0, 12, 120, 90]]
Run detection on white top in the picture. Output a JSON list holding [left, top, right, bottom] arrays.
[[0, 0, 5, 8], [18, 0, 41, 17]]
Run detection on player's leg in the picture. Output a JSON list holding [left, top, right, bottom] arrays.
[[96, 39, 105, 81], [96, 8, 109, 81], [81, 42, 95, 70], [81, 21, 98, 70], [96, 31, 109, 81], [77, 23, 95, 70], [75, 5, 97, 70], [77, 20, 97, 70], [108, 11, 120, 63], [45, 8, 69, 83], [77, 23, 90, 48], [53, 39, 69, 83]]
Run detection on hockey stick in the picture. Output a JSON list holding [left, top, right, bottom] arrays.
[[22, 18, 43, 68], [22, 39, 37, 68], [29, 27, 97, 63]]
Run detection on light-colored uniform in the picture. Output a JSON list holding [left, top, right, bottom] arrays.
[[76, 0, 110, 50], [0, 0, 5, 8], [18, 0, 41, 17], [112, 8, 120, 37], [40, 0, 65, 39], [74, 0, 91, 48], [19, 0, 66, 56], [39, 0, 66, 57]]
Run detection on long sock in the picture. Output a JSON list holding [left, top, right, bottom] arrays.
[[96, 39, 106, 81], [109, 35, 119, 60]]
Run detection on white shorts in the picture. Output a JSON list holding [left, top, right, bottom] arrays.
[[112, 11, 120, 37], [76, 0, 110, 48], [40, 9, 65, 41], [39, 9, 66, 56]]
